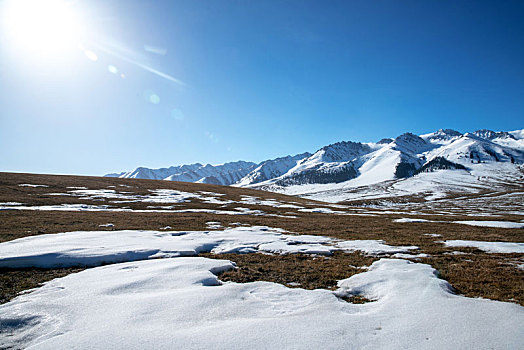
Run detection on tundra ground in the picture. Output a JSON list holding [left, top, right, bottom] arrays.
[[0, 172, 522, 305]]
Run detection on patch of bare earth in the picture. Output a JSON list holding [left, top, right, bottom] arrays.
[[202, 251, 377, 291], [0, 267, 84, 305], [420, 250, 524, 306]]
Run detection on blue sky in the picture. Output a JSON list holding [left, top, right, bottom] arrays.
[[1, 0, 523, 175]]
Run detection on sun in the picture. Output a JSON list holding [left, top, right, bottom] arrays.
[[2, 0, 84, 57]]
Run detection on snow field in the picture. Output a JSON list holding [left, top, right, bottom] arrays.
[[1, 257, 522, 349], [0, 227, 419, 269]]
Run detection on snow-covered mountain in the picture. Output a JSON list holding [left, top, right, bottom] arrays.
[[105, 128, 524, 202], [108, 161, 257, 186], [235, 153, 312, 186]]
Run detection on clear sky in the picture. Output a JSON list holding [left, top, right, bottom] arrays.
[[1, 0, 523, 176]]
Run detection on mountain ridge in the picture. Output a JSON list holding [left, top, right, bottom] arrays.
[[105, 128, 524, 201]]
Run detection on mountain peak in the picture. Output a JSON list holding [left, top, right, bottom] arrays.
[[393, 133, 428, 153], [377, 138, 393, 144], [473, 129, 516, 141], [420, 129, 462, 144]]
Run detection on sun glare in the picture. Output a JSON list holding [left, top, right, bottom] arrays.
[[3, 0, 83, 57]]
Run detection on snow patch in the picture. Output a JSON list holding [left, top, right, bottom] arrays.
[[394, 218, 432, 223], [0, 227, 417, 269], [298, 207, 347, 214], [335, 240, 418, 255], [444, 240, 524, 253], [1, 258, 522, 349], [0, 202, 23, 206], [453, 221, 524, 229]]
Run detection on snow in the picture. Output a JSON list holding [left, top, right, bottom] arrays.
[[0, 204, 115, 211], [424, 233, 442, 237], [348, 146, 401, 186], [453, 221, 524, 229], [335, 240, 418, 255], [276, 161, 522, 204], [235, 153, 311, 186], [206, 221, 223, 229], [18, 184, 49, 187], [420, 129, 462, 145], [48, 188, 234, 205], [508, 128, 524, 140], [0, 203, 294, 217], [444, 240, 524, 253], [394, 218, 431, 223], [22, 188, 314, 210], [198, 191, 227, 196], [1, 257, 522, 349], [0, 227, 417, 269], [297, 207, 347, 214], [391, 253, 429, 259], [239, 195, 304, 209]]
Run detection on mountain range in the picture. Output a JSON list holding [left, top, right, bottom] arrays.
[[106, 128, 524, 202]]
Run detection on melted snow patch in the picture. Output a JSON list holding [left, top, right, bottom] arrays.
[[298, 207, 346, 214], [206, 221, 223, 229], [391, 253, 429, 259], [198, 191, 227, 196], [453, 221, 524, 229], [0, 204, 281, 217], [0, 204, 114, 211], [0, 258, 522, 349], [424, 233, 442, 237], [239, 195, 304, 209], [336, 240, 418, 255], [0, 227, 417, 269], [444, 240, 524, 253], [394, 218, 432, 223], [46, 188, 233, 205]]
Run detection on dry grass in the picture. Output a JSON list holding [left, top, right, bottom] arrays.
[[0, 171, 522, 306], [420, 251, 524, 305], [202, 251, 377, 291], [0, 267, 84, 305]]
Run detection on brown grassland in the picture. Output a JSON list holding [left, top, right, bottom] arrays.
[[0, 172, 522, 306]]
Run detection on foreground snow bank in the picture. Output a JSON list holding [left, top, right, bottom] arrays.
[[0, 227, 417, 268], [1, 258, 522, 349], [444, 240, 524, 253]]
